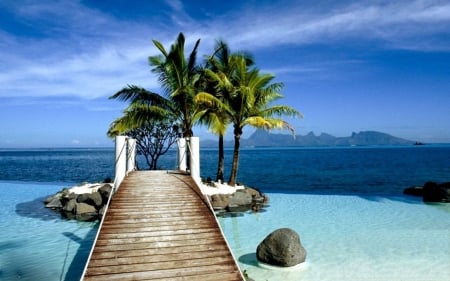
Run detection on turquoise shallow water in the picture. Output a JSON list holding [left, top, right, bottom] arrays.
[[219, 193, 450, 281], [1, 146, 449, 280], [0, 182, 97, 281]]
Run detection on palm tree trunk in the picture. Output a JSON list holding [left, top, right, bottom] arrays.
[[228, 127, 241, 186], [216, 134, 225, 182]]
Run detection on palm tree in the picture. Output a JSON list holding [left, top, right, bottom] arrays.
[[149, 32, 202, 138], [226, 56, 302, 186], [108, 85, 175, 132], [196, 41, 254, 182]]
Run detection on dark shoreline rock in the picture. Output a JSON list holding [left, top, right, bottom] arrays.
[[207, 185, 269, 215], [404, 181, 450, 203], [44, 183, 113, 221]]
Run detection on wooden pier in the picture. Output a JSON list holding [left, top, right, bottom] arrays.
[[82, 170, 244, 281]]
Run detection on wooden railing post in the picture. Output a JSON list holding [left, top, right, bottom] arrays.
[[127, 138, 136, 174], [189, 137, 200, 184], [177, 138, 187, 172], [114, 136, 127, 191]]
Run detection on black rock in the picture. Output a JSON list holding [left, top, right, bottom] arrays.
[[423, 181, 450, 203], [98, 184, 112, 204], [403, 186, 423, 197]]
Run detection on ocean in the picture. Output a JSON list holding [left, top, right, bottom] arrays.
[[0, 145, 449, 280]]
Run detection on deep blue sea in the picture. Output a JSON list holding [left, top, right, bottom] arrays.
[[1, 145, 449, 280]]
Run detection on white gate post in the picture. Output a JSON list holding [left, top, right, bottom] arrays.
[[127, 138, 136, 174], [114, 136, 127, 191], [177, 138, 187, 172], [189, 137, 200, 183]]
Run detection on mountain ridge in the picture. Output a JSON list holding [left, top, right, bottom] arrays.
[[200, 130, 416, 147]]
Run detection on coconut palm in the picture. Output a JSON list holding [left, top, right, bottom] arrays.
[[196, 41, 253, 182], [108, 85, 175, 132], [149, 32, 202, 138], [226, 56, 302, 186]]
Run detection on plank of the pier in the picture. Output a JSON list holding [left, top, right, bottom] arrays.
[[82, 170, 243, 281]]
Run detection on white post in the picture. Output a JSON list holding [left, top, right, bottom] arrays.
[[177, 138, 187, 172], [114, 136, 127, 191], [189, 137, 200, 183], [127, 138, 136, 174]]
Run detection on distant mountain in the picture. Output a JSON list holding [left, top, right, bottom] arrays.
[[200, 130, 415, 147]]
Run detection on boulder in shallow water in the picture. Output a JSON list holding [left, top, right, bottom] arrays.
[[228, 190, 252, 206], [45, 197, 62, 209], [98, 184, 112, 204], [256, 228, 306, 267], [77, 192, 103, 208], [210, 194, 230, 210], [62, 198, 77, 213], [75, 203, 98, 221]]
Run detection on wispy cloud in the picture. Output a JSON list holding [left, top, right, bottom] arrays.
[[208, 0, 450, 51], [0, 0, 448, 101]]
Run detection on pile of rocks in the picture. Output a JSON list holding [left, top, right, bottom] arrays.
[[208, 186, 268, 214], [404, 181, 450, 203], [44, 183, 113, 221]]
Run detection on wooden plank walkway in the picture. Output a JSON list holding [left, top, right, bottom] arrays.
[[82, 170, 244, 281]]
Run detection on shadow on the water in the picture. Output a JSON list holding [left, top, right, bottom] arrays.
[[216, 211, 245, 218], [357, 194, 425, 204], [15, 196, 61, 221], [62, 224, 99, 281], [263, 188, 428, 205], [238, 253, 259, 266], [0, 240, 23, 251], [13, 196, 99, 281]]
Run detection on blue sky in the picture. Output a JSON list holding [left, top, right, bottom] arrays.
[[1, 0, 449, 147]]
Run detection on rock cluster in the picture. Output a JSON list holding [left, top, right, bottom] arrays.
[[208, 187, 268, 214], [404, 181, 450, 203], [256, 228, 307, 267], [44, 183, 113, 221]]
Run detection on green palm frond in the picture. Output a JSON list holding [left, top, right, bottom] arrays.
[[260, 105, 303, 118]]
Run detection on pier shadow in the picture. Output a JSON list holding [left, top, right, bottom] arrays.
[[62, 225, 99, 281], [15, 196, 61, 221]]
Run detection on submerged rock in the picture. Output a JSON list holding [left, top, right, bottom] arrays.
[[256, 228, 306, 267]]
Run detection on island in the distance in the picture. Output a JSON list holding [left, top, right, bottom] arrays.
[[201, 130, 417, 147]]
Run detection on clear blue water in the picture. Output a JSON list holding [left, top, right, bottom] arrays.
[[0, 182, 97, 281], [220, 193, 450, 281], [0, 145, 449, 281]]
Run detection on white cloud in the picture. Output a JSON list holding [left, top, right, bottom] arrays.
[[199, 0, 450, 51], [0, 0, 448, 100]]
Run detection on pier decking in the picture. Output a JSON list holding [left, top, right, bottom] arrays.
[[82, 170, 243, 281]]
